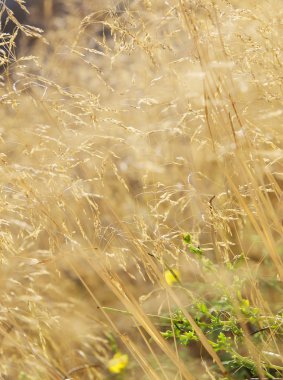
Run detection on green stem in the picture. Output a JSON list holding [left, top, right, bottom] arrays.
[[101, 306, 176, 321]]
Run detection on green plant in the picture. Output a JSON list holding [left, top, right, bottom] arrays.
[[161, 290, 283, 379]]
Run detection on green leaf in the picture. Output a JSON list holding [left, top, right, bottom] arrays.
[[196, 302, 208, 315], [189, 244, 203, 256], [183, 233, 192, 244]]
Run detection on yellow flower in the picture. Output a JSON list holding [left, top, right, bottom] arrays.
[[108, 352, 129, 374], [164, 269, 180, 286]]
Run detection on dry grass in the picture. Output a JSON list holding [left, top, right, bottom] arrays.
[[0, 0, 282, 379]]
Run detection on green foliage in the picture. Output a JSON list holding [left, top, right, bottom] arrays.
[[107, 332, 119, 353], [183, 233, 203, 256], [183, 233, 192, 245], [161, 293, 283, 379], [158, 233, 283, 378]]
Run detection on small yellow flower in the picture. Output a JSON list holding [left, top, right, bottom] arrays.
[[164, 269, 180, 286], [108, 352, 129, 374]]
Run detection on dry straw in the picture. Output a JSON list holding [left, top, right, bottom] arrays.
[[0, 0, 282, 379]]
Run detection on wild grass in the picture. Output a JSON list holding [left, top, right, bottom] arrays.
[[0, 0, 282, 379]]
